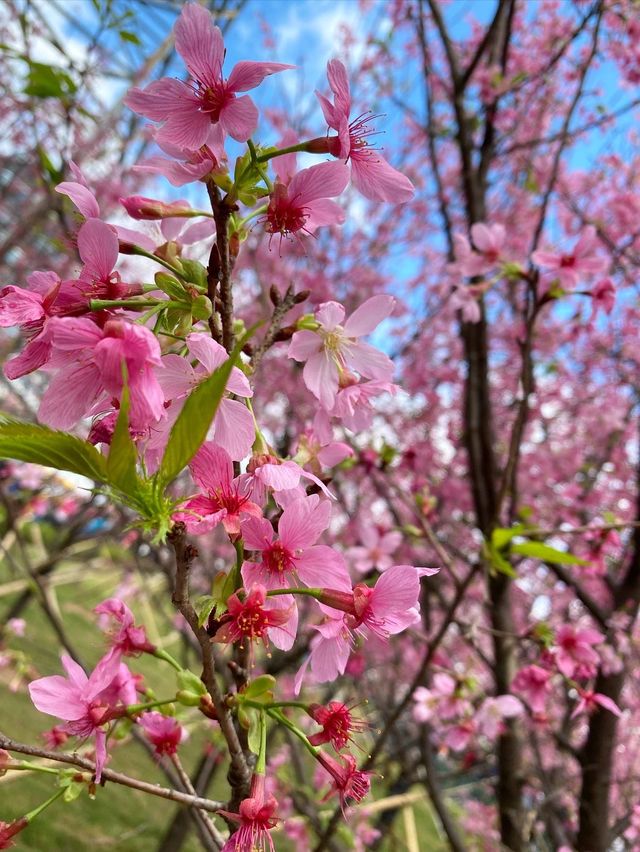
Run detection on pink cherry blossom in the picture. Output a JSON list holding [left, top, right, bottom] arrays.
[[294, 615, 352, 693], [413, 673, 470, 723], [94, 598, 156, 656], [511, 664, 552, 713], [331, 378, 398, 431], [241, 453, 334, 505], [555, 625, 604, 679], [288, 297, 395, 409], [74, 218, 141, 302], [348, 526, 402, 574], [176, 442, 262, 536], [151, 332, 254, 462], [570, 688, 622, 720], [28, 651, 124, 782], [531, 225, 608, 289], [241, 495, 351, 592], [213, 584, 297, 653], [124, 4, 293, 146], [265, 161, 349, 244], [294, 412, 353, 476], [316, 59, 414, 203], [476, 695, 524, 739], [590, 277, 616, 320], [139, 711, 186, 756], [317, 752, 372, 814], [307, 701, 368, 751], [38, 317, 165, 431], [444, 719, 477, 751], [119, 196, 200, 220], [0, 271, 81, 379], [218, 774, 278, 852]]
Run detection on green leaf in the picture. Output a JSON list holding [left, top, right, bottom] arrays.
[[483, 541, 517, 578], [155, 326, 256, 488], [179, 259, 208, 290], [491, 524, 526, 550], [511, 541, 588, 565], [119, 29, 141, 45], [0, 416, 108, 482], [23, 62, 77, 99], [243, 675, 276, 700], [106, 383, 140, 498], [194, 595, 217, 628], [245, 708, 262, 755]]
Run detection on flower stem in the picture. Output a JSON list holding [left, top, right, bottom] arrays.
[[152, 648, 184, 673], [24, 787, 66, 823], [267, 708, 319, 758]]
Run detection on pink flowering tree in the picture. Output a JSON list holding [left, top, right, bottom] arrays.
[[1, 2, 640, 851]]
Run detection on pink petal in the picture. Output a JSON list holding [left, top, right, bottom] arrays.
[[180, 218, 217, 244], [343, 295, 395, 338], [594, 694, 622, 717], [303, 351, 339, 410], [211, 398, 255, 461], [156, 104, 212, 151], [189, 441, 233, 493], [157, 353, 195, 399], [125, 78, 193, 121], [219, 95, 258, 142], [305, 198, 345, 231], [55, 182, 100, 219], [4, 335, 51, 379], [315, 90, 341, 130], [0, 286, 44, 326], [242, 516, 274, 551], [267, 596, 298, 651], [77, 219, 118, 279], [187, 332, 228, 373], [371, 565, 420, 626], [256, 461, 302, 492], [39, 364, 103, 430], [288, 330, 321, 362], [317, 442, 352, 467], [28, 675, 85, 721], [296, 545, 352, 591], [134, 156, 214, 187], [326, 59, 351, 117], [315, 301, 345, 330], [350, 154, 415, 204], [288, 161, 349, 204], [345, 341, 394, 381], [173, 3, 224, 88], [227, 61, 295, 93], [115, 225, 156, 253], [279, 496, 330, 550]]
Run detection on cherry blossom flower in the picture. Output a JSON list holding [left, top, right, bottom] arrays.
[[28, 651, 124, 782], [38, 317, 165, 431], [139, 712, 186, 756], [444, 719, 477, 751], [294, 413, 353, 476], [317, 752, 372, 814], [151, 332, 254, 462], [348, 526, 402, 574], [288, 297, 395, 409], [316, 59, 414, 203], [413, 673, 470, 723], [0, 818, 27, 850], [307, 701, 368, 751], [0, 271, 81, 379], [176, 442, 262, 536], [476, 695, 524, 739], [331, 378, 398, 431], [531, 225, 608, 289], [73, 218, 141, 303], [240, 453, 334, 505], [94, 598, 156, 656], [124, 4, 293, 146], [241, 495, 351, 592], [511, 664, 552, 713], [589, 277, 616, 320], [555, 625, 604, 679], [212, 585, 297, 652], [294, 614, 352, 693], [218, 773, 278, 852], [119, 196, 200, 220], [265, 160, 349, 244], [452, 223, 506, 278], [570, 688, 622, 720]]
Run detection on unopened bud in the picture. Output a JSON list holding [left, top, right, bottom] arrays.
[[294, 289, 311, 304], [269, 284, 281, 306], [120, 195, 197, 220]]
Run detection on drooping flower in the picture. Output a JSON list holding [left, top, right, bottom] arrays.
[[331, 378, 398, 431], [294, 614, 353, 693], [139, 711, 186, 756], [38, 317, 165, 431], [308, 701, 368, 751], [150, 332, 254, 462], [288, 297, 395, 409], [218, 773, 278, 852], [241, 495, 351, 592], [531, 225, 608, 289], [265, 160, 349, 244], [124, 4, 293, 146], [213, 585, 297, 653], [28, 652, 124, 782], [316, 59, 414, 203], [176, 442, 262, 536], [317, 752, 372, 814], [554, 625, 604, 679], [74, 218, 141, 302], [94, 598, 156, 656]]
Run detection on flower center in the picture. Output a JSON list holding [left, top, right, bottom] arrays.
[[264, 541, 294, 574], [199, 83, 234, 122]]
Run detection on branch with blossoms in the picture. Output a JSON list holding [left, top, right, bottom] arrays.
[[0, 4, 430, 848]]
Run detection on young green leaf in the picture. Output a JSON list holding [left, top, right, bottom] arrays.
[[0, 416, 108, 482], [106, 383, 140, 498], [511, 541, 588, 565]]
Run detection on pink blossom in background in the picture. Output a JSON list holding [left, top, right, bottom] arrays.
[[511, 664, 552, 714], [570, 688, 622, 720], [125, 3, 293, 146], [476, 695, 524, 739], [413, 673, 471, 723], [532, 225, 608, 289], [348, 526, 402, 574], [317, 59, 415, 203], [288, 297, 395, 409], [554, 625, 604, 679]]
